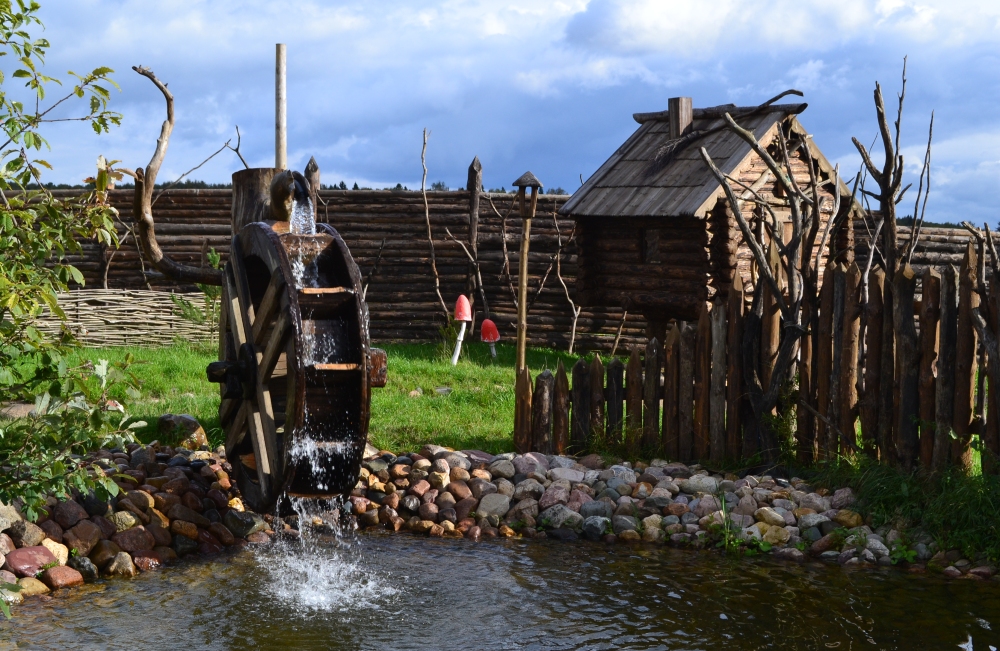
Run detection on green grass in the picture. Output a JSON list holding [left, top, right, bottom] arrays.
[[69, 340, 581, 455]]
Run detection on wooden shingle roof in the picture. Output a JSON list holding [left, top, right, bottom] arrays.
[[560, 103, 808, 218]]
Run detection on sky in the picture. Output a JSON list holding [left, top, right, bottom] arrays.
[[21, 0, 1000, 224]]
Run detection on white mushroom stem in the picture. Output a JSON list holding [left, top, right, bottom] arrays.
[[489, 342, 497, 359], [451, 321, 468, 365]]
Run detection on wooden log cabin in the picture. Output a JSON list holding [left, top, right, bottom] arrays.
[[560, 96, 858, 335]]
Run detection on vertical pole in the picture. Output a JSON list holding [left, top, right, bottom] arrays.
[[275, 43, 287, 170], [516, 187, 535, 374]]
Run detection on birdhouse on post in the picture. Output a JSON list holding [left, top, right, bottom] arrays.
[[512, 171, 542, 375]]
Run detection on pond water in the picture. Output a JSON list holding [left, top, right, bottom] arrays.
[[3, 531, 1000, 650]]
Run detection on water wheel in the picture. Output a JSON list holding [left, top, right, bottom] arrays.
[[208, 217, 386, 513]]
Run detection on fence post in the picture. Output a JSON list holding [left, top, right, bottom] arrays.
[[570, 359, 590, 452], [894, 264, 919, 469], [589, 354, 606, 444], [607, 357, 625, 446], [643, 337, 662, 453], [678, 321, 696, 461], [710, 297, 727, 464], [531, 370, 554, 454], [828, 263, 846, 456], [625, 348, 643, 456], [860, 269, 884, 456], [514, 367, 533, 453], [918, 267, 941, 468], [663, 326, 680, 460], [693, 302, 711, 460], [727, 274, 745, 461], [797, 277, 814, 464], [953, 242, 979, 470], [553, 361, 570, 456], [816, 262, 835, 459], [934, 266, 958, 469], [986, 281, 1000, 475], [839, 262, 862, 454], [760, 240, 781, 391]]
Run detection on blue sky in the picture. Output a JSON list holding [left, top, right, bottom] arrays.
[[26, 0, 1000, 224]]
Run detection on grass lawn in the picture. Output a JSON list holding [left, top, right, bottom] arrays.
[[70, 340, 582, 454]]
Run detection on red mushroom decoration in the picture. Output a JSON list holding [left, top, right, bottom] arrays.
[[480, 318, 499, 359], [451, 295, 472, 365]]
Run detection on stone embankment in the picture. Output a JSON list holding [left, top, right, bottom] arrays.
[[349, 445, 997, 580]]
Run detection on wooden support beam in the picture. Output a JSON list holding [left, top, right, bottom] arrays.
[[953, 242, 979, 470], [918, 267, 940, 468], [570, 359, 590, 452], [860, 269, 884, 456], [589, 354, 606, 443], [625, 348, 643, 457], [934, 266, 958, 470], [839, 262, 862, 454], [553, 361, 570, 456], [894, 264, 919, 469], [678, 321, 696, 461], [531, 370, 554, 454], [726, 275, 745, 461], [693, 303, 711, 460], [662, 326, 680, 460], [709, 298, 727, 464], [607, 357, 625, 445], [514, 367, 532, 454], [643, 337, 663, 453]]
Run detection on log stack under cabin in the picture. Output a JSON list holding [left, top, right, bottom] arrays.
[[560, 96, 858, 339]]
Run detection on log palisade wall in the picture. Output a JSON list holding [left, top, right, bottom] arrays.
[[52, 188, 648, 351]]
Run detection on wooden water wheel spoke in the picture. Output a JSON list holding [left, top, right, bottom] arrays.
[[245, 400, 272, 490], [252, 267, 286, 346], [259, 311, 290, 382], [225, 401, 249, 454]]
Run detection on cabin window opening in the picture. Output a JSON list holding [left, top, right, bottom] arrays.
[[641, 228, 662, 264]]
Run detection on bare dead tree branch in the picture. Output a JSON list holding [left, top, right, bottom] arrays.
[[444, 227, 490, 318], [420, 128, 449, 319], [362, 237, 386, 300], [486, 193, 519, 308], [131, 65, 222, 286], [611, 310, 628, 357], [552, 217, 582, 353], [905, 111, 934, 265]]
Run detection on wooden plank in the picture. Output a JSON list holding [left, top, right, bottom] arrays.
[[953, 242, 979, 471], [827, 263, 846, 457], [839, 262, 862, 454], [531, 370, 555, 454], [553, 361, 570, 456], [934, 266, 958, 470], [985, 283, 1000, 475], [589, 354, 606, 443], [570, 359, 591, 452], [918, 267, 940, 468], [607, 357, 625, 445], [709, 297, 727, 463], [693, 303, 711, 460], [678, 321, 696, 461], [797, 289, 814, 464], [894, 264, 920, 469], [514, 368, 533, 454], [643, 337, 663, 453], [726, 274, 745, 461], [625, 348, 643, 456], [860, 269, 884, 455]]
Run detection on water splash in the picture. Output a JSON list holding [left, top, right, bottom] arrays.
[[256, 497, 393, 614], [289, 197, 316, 235]]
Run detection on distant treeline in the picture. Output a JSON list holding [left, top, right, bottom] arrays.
[[31, 179, 570, 194]]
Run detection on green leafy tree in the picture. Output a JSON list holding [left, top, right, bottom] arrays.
[[0, 1, 136, 533]]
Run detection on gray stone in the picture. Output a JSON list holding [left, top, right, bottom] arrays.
[[580, 500, 614, 519], [548, 456, 576, 469], [494, 479, 515, 497], [798, 513, 831, 530], [488, 459, 516, 480], [440, 452, 471, 471], [606, 477, 631, 496], [539, 505, 583, 531], [728, 513, 754, 528], [67, 556, 99, 583], [470, 478, 498, 500], [102, 551, 138, 577], [0, 501, 22, 533], [830, 487, 857, 510], [773, 547, 806, 562], [693, 495, 721, 518], [860, 549, 877, 563], [837, 549, 857, 564], [680, 512, 699, 525], [915, 542, 931, 561], [7, 520, 45, 547], [679, 475, 718, 495], [223, 510, 266, 539], [510, 498, 539, 519], [662, 515, 680, 526], [513, 479, 544, 501], [866, 539, 890, 558], [172, 534, 198, 556], [107, 511, 139, 533], [733, 495, 757, 516], [538, 485, 570, 510], [611, 515, 638, 534], [476, 494, 511, 518], [596, 488, 621, 502], [599, 465, 637, 484], [549, 467, 585, 483], [819, 550, 841, 562], [798, 493, 831, 513], [582, 516, 610, 540]]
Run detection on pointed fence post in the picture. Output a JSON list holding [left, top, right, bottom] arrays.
[[643, 337, 663, 453], [625, 347, 643, 456], [678, 321, 696, 461], [894, 264, 919, 469], [606, 357, 625, 446], [570, 359, 591, 452], [514, 368, 533, 454], [662, 326, 680, 460], [953, 242, 979, 470], [918, 268, 940, 468], [815, 263, 835, 459], [934, 266, 958, 470], [589, 354, 606, 444], [693, 302, 711, 460], [532, 370, 554, 454], [727, 275, 745, 462], [553, 362, 570, 456], [828, 263, 846, 457], [860, 269, 884, 456], [710, 297, 727, 464], [839, 262, 862, 454]]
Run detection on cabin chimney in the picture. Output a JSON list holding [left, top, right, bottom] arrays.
[[668, 97, 693, 139]]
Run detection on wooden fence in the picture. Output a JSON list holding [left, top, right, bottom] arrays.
[[514, 239, 999, 472], [47, 184, 649, 351]]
